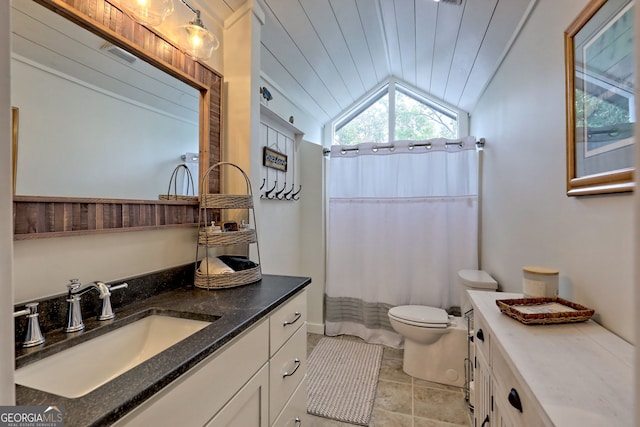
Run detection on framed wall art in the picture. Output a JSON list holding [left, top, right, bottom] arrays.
[[565, 0, 635, 195]]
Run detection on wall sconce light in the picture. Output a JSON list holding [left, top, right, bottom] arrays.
[[119, 0, 218, 61], [174, 0, 219, 61], [119, 0, 174, 27]]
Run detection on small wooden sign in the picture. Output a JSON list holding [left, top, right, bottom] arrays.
[[263, 147, 288, 172]]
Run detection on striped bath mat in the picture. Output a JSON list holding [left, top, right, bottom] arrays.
[[307, 337, 383, 425]]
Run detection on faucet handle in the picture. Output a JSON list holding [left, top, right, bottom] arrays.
[[108, 282, 128, 293], [13, 302, 45, 347], [67, 278, 81, 292], [65, 279, 85, 333], [97, 282, 128, 321]]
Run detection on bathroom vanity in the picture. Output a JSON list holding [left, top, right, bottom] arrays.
[[468, 291, 633, 427], [15, 274, 310, 427], [113, 288, 307, 427]]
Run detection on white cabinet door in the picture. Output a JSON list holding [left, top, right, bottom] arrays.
[[474, 350, 492, 427], [113, 320, 269, 427], [205, 364, 269, 427], [491, 342, 546, 427]]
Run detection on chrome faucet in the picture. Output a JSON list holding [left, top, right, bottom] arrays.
[[64, 279, 128, 332], [13, 302, 45, 347]]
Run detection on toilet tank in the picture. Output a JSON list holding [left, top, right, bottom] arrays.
[[459, 270, 498, 290], [458, 270, 498, 314]]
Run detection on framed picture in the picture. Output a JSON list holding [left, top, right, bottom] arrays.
[[565, 0, 635, 195]]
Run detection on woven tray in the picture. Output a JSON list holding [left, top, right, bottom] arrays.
[[194, 265, 261, 289], [496, 297, 594, 325], [200, 194, 253, 209], [198, 229, 257, 246]]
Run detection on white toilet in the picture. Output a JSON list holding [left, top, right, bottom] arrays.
[[387, 269, 497, 387]]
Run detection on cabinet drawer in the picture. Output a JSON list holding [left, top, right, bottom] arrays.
[[473, 312, 490, 362], [491, 342, 548, 427], [270, 290, 307, 356], [270, 324, 307, 424], [272, 376, 308, 427]]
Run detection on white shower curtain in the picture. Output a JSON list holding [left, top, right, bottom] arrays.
[[325, 137, 479, 348]]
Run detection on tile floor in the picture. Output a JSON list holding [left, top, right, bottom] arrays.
[[307, 333, 472, 427]]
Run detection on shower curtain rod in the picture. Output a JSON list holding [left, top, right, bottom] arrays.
[[323, 138, 485, 156]]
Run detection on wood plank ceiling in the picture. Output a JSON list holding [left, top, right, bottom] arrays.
[[202, 0, 536, 123]]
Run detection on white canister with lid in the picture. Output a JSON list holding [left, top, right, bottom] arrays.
[[522, 266, 559, 298]]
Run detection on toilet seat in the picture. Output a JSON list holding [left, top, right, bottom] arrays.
[[388, 305, 449, 328]]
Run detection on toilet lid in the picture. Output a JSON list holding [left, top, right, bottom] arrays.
[[388, 305, 449, 327]]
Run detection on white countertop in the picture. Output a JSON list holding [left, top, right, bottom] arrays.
[[468, 291, 634, 427]]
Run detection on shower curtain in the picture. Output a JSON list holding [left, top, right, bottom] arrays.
[[325, 137, 479, 348]]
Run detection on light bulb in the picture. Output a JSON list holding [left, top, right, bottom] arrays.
[[190, 32, 203, 49]]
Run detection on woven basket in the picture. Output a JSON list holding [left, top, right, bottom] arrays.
[[198, 229, 257, 246], [200, 194, 253, 209], [195, 162, 262, 289], [194, 265, 262, 289], [159, 164, 198, 201], [496, 297, 594, 325]]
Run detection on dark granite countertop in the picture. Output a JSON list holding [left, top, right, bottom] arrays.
[[15, 274, 311, 427]]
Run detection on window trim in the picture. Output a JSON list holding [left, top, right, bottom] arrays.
[[331, 79, 462, 145], [334, 84, 389, 132]]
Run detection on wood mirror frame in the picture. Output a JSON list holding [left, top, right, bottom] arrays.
[[13, 0, 222, 239], [564, 0, 635, 196]]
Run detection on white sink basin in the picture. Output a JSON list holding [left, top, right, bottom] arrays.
[[15, 314, 212, 398]]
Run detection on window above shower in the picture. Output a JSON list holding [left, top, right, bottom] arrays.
[[332, 80, 463, 145]]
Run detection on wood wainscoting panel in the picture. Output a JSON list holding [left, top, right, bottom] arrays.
[[14, 196, 204, 239]]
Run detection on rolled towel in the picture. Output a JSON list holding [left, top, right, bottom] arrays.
[[218, 255, 258, 271], [199, 256, 234, 275]]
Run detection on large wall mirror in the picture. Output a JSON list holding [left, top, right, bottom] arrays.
[[565, 0, 635, 196], [13, 0, 222, 238]]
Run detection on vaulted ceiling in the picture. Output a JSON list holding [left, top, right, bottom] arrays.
[[203, 0, 537, 124]]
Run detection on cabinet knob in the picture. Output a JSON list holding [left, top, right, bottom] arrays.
[[480, 415, 490, 426], [508, 388, 523, 412], [294, 416, 301, 426], [476, 328, 485, 342]]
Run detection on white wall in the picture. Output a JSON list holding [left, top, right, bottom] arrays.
[[255, 77, 325, 334], [299, 142, 325, 333], [471, 0, 634, 343], [259, 74, 323, 143], [1, 0, 14, 404], [13, 229, 197, 302], [256, 115, 303, 276]]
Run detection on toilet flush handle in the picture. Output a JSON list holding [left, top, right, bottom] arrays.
[[476, 328, 485, 342]]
